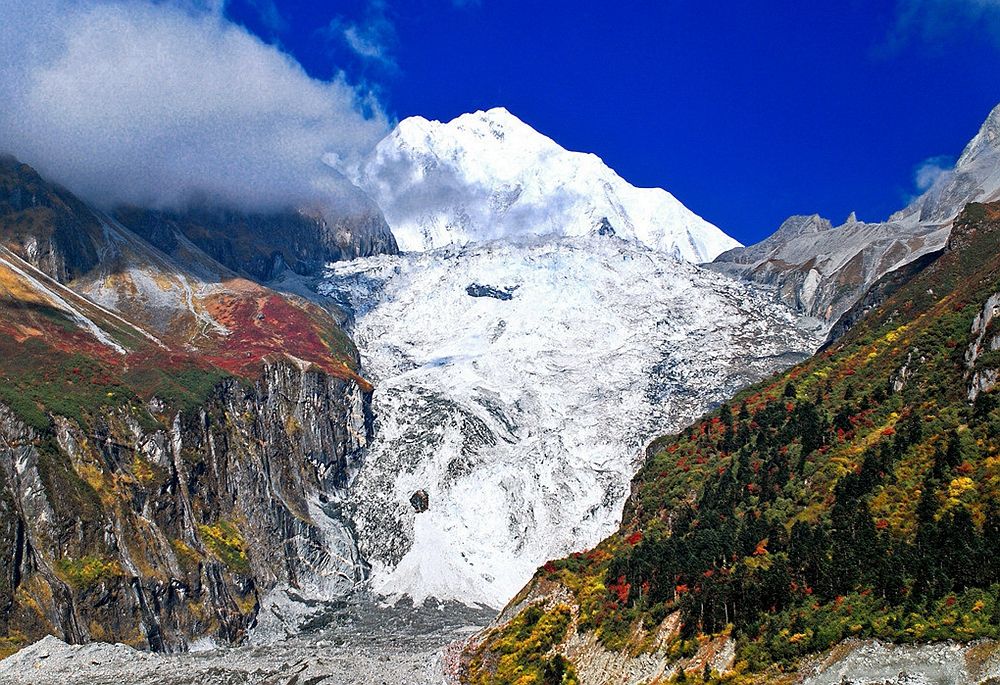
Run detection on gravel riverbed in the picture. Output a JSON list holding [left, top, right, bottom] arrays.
[[0, 594, 493, 685]]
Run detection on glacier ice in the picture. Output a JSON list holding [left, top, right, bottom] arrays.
[[321, 235, 820, 608]]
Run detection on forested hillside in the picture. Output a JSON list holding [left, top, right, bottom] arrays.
[[463, 202, 1000, 683]]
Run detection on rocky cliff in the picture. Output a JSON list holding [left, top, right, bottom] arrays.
[[0, 157, 376, 654], [0, 363, 370, 653]]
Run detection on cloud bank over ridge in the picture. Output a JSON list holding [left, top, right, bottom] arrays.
[[0, 0, 390, 211]]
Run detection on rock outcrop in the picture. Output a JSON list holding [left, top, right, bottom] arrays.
[[116, 200, 397, 284]]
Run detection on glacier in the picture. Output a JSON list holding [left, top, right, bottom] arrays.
[[320, 235, 821, 608]]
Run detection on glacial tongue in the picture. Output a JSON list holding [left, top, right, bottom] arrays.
[[321, 236, 819, 608]]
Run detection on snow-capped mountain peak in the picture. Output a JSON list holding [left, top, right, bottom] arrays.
[[394, 107, 556, 150], [957, 102, 1000, 169], [358, 109, 741, 262]]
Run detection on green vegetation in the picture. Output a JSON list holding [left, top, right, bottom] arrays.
[[55, 555, 123, 589], [170, 538, 203, 573], [35, 437, 104, 523], [0, 632, 28, 660], [0, 340, 134, 431], [197, 520, 250, 574], [0, 336, 232, 433], [481, 203, 1000, 679], [123, 363, 230, 415], [466, 603, 579, 685]]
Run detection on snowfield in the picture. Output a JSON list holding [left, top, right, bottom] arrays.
[[321, 235, 821, 608]]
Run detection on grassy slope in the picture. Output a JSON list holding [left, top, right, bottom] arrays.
[[0, 157, 370, 434], [466, 203, 1000, 684]]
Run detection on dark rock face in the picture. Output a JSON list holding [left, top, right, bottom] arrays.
[[116, 202, 398, 282], [0, 362, 372, 652], [0, 156, 102, 282], [821, 249, 943, 349], [595, 217, 616, 236], [466, 284, 515, 301], [410, 490, 429, 514]]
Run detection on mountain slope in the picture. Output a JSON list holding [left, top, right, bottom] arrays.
[[711, 103, 1000, 328], [116, 201, 397, 283], [357, 108, 740, 262], [462, 202, 1000, 684], [0, 158, 375, 654], [898, 103, 1000, 224]]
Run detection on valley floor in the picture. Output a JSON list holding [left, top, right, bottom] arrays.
[[0, 596, 492, 685]]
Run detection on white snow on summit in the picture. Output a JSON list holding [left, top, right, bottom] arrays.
[[356, 108, 740, 262]]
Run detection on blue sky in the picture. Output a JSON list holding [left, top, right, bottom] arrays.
[[1, 1, 996, 242], [221, 0, 1000, 244]]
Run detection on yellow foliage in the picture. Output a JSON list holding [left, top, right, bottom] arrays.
[[0, 632, 28, 660], [56, 555, 123, 589], [948, 477, 976, 499], [197, 520, 250, 574], [131, 455, 156, 485], [171, 538, 202, 571], [883, 326, 907, 344]]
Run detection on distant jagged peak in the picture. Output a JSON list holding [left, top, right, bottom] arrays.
[[709, 105, 1000, 325], [957, 102, 1000, 169], [769, 211, 859, 242], [776, 213, 835, 237], [714, 214, 832, 265]]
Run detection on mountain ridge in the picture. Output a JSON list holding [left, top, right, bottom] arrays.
[[0, 157, 378, 654], [711, 103, 1000, 327], [460, 201, 1000, 684]]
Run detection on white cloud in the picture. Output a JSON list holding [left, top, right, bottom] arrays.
[[914, 155, 954, 192], [245, 0, 288, 34], [328, 0, 397, 69], [344, 25, 388, 61], [885, 0, 1000, 51], [0, 0, 390, 211]]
